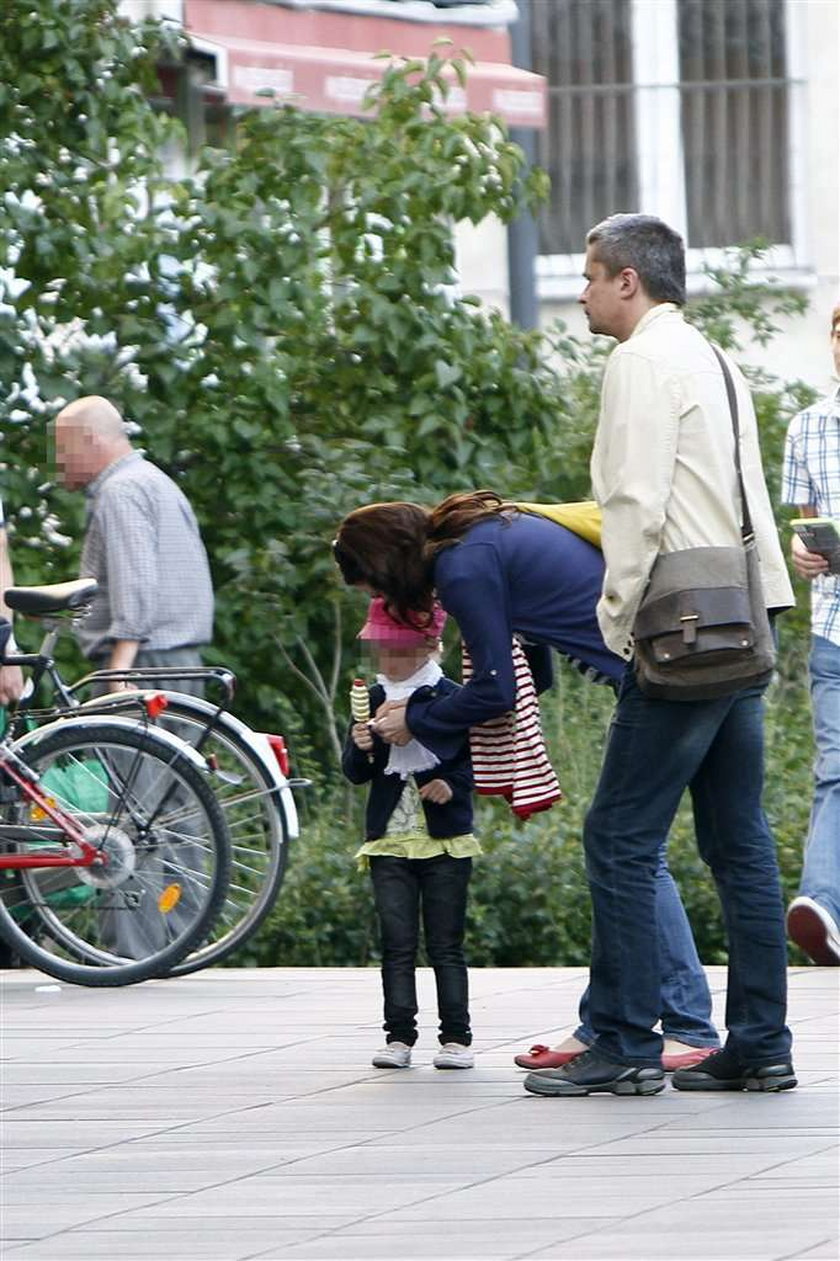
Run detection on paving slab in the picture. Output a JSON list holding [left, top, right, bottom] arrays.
[[1, 965, 837, 1260]]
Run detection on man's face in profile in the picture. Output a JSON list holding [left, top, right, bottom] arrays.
[[579, 246, 626, 339]]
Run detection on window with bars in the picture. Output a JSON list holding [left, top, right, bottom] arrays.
[[679, 0, 790, 248], [532, 0, 794, 262], [532, 0, 638, 256]]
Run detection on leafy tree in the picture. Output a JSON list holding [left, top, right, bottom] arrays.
[[1, 1, 574, 766], [0, 0, 179, 551]]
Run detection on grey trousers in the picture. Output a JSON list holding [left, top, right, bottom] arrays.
[[92, 645, 210, 960]]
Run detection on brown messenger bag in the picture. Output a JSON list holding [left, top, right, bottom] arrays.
[[632, 347, 776, 701]]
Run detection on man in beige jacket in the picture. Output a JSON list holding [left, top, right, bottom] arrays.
[[524, 214, 796, 1099]]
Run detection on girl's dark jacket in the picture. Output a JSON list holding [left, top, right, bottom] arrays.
[[341, 680, 473, 841]]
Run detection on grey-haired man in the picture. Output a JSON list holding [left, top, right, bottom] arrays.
[[53, 396, 213, 692]]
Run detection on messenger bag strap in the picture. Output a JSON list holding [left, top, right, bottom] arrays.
[[711, 344, 754, 544]]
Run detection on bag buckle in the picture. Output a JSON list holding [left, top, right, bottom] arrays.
[[679, 613, 699, 646]]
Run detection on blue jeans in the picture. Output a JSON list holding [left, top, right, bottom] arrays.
[[799, 635, 840, 924], [582, 666, 791, 1067], [573, 848, 719, 1048]]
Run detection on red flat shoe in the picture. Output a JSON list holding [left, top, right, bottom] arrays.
[[513, 1044, 583, 1070], [662, 1047, 717, 1072]]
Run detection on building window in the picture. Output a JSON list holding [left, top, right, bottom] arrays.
[[679, 0, 790, 248], [532, 0, 638, 256], [534, 0, 803, 293]]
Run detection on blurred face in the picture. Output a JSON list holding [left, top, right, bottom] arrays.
[[369, 641, 433, 682], [579, 245, 627, 339], [52, 421, 100, 490], [832, 318, 840, 379]]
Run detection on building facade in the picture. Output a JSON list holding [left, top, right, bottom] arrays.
[[529, 0, 839, 391], [123, 0, 839, 392]]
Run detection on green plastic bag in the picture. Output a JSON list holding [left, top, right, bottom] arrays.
[[41, 759, 110, 815]]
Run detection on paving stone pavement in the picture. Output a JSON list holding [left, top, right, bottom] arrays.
[[1, 965, 837, 1261]]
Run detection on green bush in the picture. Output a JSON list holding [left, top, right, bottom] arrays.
[[242, 662, 814, 969]]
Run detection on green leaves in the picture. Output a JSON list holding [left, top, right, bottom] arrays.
[[434, 359, 463, 390], [0, 6, 812, 785]]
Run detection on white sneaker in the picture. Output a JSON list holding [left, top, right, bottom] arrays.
[[787, 897, 840, 966], [372, 1041, 412, 1068], [433, 1042, 475, 1070]]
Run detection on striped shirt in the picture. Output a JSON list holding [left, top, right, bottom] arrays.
[[463, 640, 562, 820], [782, 387, 840, 646], [77, 451, 214, 658]]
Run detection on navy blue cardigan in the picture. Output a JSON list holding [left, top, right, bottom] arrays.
[[342, 680, 474, 841], [406, 513, 624, 761]]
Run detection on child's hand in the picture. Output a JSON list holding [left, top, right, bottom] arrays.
[[351, 722, 374, 752], [418, 778, 453, 804]]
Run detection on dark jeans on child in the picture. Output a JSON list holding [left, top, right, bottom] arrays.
[[369, 853, 472, 1047]]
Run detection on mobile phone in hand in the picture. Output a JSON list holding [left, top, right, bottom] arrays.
[[791, 518, 840, 574]]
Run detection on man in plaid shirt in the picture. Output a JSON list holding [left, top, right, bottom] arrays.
[[53, 396, 213, 692], [781, 303, 840, 966]]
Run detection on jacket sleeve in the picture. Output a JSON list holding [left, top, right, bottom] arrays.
[[435, 751, 473, 797], [341, 685, 388, 783], [405, 544, 517, 761], [590, 349, 679, 659], [416, 733, 474, 834]]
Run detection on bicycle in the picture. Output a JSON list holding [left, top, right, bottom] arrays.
[[3, 586, 306, 976], [0, 580, 232, 986]]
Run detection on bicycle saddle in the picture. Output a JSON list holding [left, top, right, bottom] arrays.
[[4, 578, 99, 615]]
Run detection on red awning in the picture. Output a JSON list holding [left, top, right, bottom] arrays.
[[184, 0, 546, 129]]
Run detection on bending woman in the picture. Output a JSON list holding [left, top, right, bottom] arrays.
[[334, 491, 720, 1071]]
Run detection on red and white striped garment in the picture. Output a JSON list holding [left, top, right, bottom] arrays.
[[462, 641, 563, 820]]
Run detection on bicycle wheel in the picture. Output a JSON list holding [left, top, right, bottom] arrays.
[[75, 694, 292, 974], [162, 704, 290, 975], [0, 721, 231, 986]]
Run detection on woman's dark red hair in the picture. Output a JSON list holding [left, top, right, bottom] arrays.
[[334, 502, 435, 627], [335, 491, 514, 627]]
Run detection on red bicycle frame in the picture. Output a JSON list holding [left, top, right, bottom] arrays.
[[0, 750, 100, 868], [0, 693, 170, 872]]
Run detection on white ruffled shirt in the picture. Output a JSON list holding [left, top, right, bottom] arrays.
[[376, 660, 442, 779]]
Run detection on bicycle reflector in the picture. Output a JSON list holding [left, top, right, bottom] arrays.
[[264, 734, 290, 778], [143, 693, 169, 720], [158, 883, 182, 913]]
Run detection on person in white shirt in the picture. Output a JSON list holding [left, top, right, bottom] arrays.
[[781, 303, 840, 966], [524, 214, 796, 1100]]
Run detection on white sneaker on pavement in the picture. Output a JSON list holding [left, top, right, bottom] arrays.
[[787, 897, 840, 966], [372, 1042, 412, 1068], [433, 1042, 475, 1070]]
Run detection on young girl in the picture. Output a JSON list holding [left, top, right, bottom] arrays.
[[342, 597, 478, 1070]]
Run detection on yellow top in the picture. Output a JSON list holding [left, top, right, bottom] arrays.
[[513, 500, 602, 548], [355, 833, 481, 869], [354, 777, 480, 868]]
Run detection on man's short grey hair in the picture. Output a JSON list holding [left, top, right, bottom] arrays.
[[586, 214, 686, 306]]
